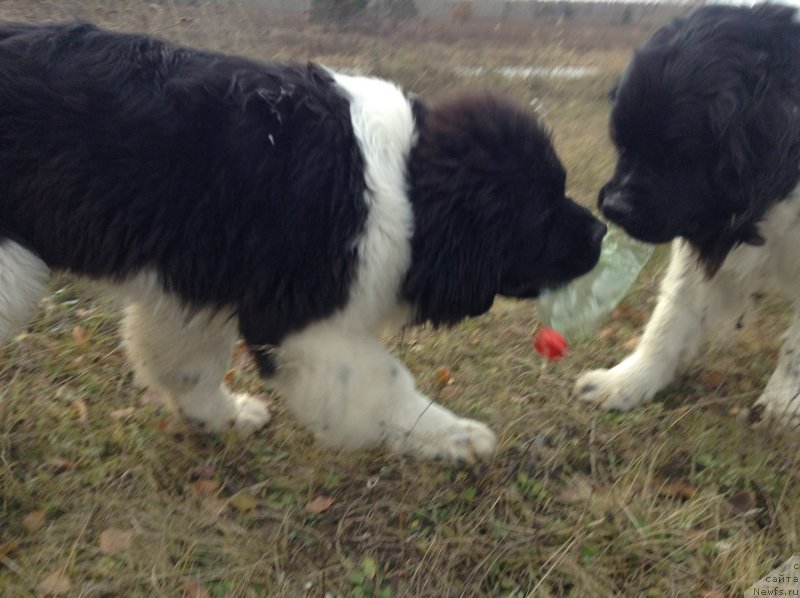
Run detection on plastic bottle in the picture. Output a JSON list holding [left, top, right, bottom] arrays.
[[537, 225, 654, 341]]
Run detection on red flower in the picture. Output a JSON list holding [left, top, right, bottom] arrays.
[[533, 327, 568, 361]]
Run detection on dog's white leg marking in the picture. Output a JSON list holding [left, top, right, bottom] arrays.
[[276, 329, 497, 463], [575, 239, 750, 410], [0, 240, 50, 343], [753, 310, 800, 423], [122, 290, 269, 435]]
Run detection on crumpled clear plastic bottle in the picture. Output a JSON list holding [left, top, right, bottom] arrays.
[[537, 225, 654, 341]]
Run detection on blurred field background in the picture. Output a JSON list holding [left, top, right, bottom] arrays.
[[1, 1, 798, 596]]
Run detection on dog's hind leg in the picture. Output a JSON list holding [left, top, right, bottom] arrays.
[[0, 240, 50, 343], [121, 290, 270, 435]]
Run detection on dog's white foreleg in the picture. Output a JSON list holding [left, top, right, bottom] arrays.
[[275, 327, 497, 462], [575, 239, 751, 410]]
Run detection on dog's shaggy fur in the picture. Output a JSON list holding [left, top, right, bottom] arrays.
[[576, 4, 800, 423], [0, 22, 605, 461]]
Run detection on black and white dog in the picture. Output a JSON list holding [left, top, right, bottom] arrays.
[[0, 22, 605, 462], [576, 4, 800, 423]]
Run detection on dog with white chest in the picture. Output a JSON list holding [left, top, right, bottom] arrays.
[[0, 22, 605, 462], [576, 4, 800, 424]]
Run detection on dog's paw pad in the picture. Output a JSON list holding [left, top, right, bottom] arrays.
[[232, 393, 271, 436]]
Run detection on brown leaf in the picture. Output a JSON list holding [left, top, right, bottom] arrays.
[[622, 336, 640, 351], [728, 490, 757, 514], [74, 398, 89, 423], [98, 527, 133, 555], [110, 407, 136, 421], [0, 539, 19, 559], [71, 325, 87, 345], [46, 459, 77, 474], [192, 479, 219, 498], [36, 567, 72, 595], [224, 370, 235, 384], [22, 509, 46, 534], [305, 495, 334, 514], [181, 580, 212, 598], [188, 465, 217, 482], [597, 326, 616, 339], [704, 371, 724, 389], [658, 481, 697, 501], [436, 366, 452, 386]]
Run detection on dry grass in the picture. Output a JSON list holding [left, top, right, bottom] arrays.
[[1, 1, 799, 596]]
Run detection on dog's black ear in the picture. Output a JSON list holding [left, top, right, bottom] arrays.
[[709, 88, 752, 178], [402, 91, 557, 327], [402, 187, 507, 327]]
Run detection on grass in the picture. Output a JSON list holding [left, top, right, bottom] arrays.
[[1, 1, 799, 596]]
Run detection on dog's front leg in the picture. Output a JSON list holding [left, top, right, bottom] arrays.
[[752, 310, 800, 424], [575, 239, 750, 411], [274, 329, 497, 462]]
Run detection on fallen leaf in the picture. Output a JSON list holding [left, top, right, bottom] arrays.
[[46, 459, 77, 474], [224, 370, 235, 384], [436, 366, 452, 386], [74, 398, 89, 423], [110, 407, 136, 421], [622, 336, 640, 351], [305, 496, 334, 514], [71, 325, 87, 345], [192, 479, 219, 498], [98, 527, 133, 555], [22, 510, 46, 534], [658, 481, 697, 500], [188, 465, 217, 481], [0, 539, 19, 559], [36, 567, 72, 595], [704, 371, 724, 389], [597, 326, 616, 339], [230, 493, 258, 513], [181, 580, 212, 598]]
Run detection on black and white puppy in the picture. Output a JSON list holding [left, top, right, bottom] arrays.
[[576, 4, 800, 422], [0, 22, 605, 462]]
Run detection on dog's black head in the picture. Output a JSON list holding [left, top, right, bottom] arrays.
[[599, 3, 800, 275], [403, 92, 606, 327]]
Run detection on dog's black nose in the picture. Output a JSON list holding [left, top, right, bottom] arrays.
[[590, 220, 607, 246], [600, 190, 633, 223]]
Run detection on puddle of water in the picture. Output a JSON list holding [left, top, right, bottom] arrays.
[[454, 65, 599, 80]]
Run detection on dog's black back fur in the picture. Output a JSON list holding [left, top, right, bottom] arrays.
[[602, 4, 800, 274], [0, 22, 367, 355]]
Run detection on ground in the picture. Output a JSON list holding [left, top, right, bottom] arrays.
[[1, 1, 798, 596]]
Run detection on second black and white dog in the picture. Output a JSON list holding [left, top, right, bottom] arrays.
[[576, 4, 800, 424], [0, 22, 605, 461]]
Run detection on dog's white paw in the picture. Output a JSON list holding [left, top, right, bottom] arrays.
[[231, 393, 271, 436], [404, 418, 498, 464], [574, 361, 659, 412]]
